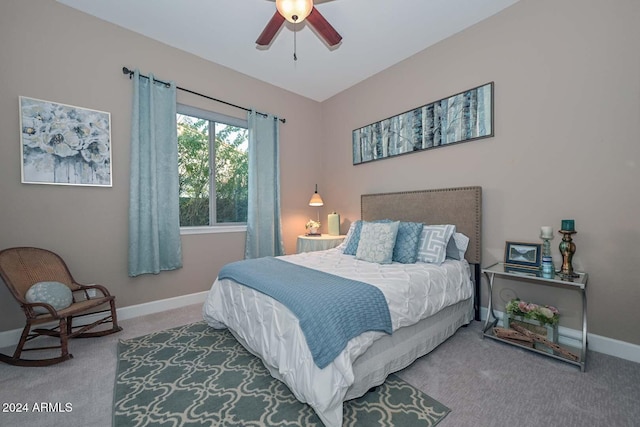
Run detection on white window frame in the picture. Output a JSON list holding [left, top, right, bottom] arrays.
[[177, 104, 248, 235]]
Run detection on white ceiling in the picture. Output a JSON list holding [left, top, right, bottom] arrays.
[[58, 0, 520, 102]]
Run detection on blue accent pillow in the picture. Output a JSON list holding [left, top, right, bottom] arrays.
[[343, 219, 424, 263], [355, 221, 400, 264], [371, 219, 424, 264], [393, 221, 424, 264], [416, 224, 456, 265], [342, 220, 363, 255], [25, 281, 73, 314], [336, 221, 356, 251]]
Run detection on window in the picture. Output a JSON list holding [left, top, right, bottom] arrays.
[[177, 105, 248, 230]]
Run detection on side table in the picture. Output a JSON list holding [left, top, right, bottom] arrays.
[[296, 234, 346, 253], [482, 262, 588, 371]]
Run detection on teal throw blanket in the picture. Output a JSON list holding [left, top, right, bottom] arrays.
[[218, 257, 392, 369]]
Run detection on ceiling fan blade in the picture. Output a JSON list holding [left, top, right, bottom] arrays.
[[306, 6, 342, 46], [256, 11, 286, 46]]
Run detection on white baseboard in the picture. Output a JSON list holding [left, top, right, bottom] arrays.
[[0, 291, 209, 350], [114, 291, 209, 322], [480, 307, 640, 364], [3, 295, 638, 365]]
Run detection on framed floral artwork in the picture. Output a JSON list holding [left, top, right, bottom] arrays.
[[19, 96, 112, 187]]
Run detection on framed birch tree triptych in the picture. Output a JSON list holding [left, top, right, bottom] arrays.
[[352, 82, 494, 165]]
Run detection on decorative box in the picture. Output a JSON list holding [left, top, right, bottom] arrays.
[[504, 313, 558, 343]]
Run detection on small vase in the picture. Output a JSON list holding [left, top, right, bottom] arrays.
[[308, 227, 318, 235]]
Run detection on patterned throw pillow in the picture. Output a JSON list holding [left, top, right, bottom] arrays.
[[446, 232, 470, 260], [25, 281, 73, 314], [342, 220, 363, 255], [355, 221, 400, 264], [335, 221, 357, 251], [416, 224, 456, 265], [336, 221, 356, 251], [393, 221, 424, 264]]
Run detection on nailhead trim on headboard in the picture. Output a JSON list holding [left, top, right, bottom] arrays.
[[360, 186, 482, 265]]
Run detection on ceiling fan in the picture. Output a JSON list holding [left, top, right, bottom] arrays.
[[256, 0, 342, 48]]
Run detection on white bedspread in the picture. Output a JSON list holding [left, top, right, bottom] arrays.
[[202, 248, 473, 427]]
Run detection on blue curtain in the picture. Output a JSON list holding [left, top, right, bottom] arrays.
[[128, 70, 183, 276], [245, 110, 285, 259]]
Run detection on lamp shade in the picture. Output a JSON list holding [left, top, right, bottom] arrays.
[[309, 193, 324, 206], [276, 0, 314, 23], [309, 184, 324, 206]]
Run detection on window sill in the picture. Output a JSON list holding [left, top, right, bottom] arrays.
[[180, 225, 247, 235]]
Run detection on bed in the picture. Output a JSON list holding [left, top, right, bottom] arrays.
[[203, 186, 482, 426]]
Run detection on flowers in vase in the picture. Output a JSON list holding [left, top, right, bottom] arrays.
[[305, 219, 320, 230], [305, 219, 321, 234], [505, 298, 559, 326]]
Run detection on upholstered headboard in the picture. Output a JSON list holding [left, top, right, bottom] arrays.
[[361, 186, 482, 319], [361, 186, 482, 264]]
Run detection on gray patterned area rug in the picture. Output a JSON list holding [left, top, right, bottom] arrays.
[[113, 322, 450, 427]]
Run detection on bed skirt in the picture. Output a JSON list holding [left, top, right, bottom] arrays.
[[346, 296, 473, 399], [230, 297, 473, 406]]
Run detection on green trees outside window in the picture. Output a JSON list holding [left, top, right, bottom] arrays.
[[177, 112, 248, 227]]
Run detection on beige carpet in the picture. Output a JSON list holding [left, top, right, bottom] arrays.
[[0, 304, 639, 427]]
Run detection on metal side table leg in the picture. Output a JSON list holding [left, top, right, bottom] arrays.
[[482, 272, 498, 335]]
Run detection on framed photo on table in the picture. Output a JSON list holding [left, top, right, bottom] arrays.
[[504, 241, 541, 269]]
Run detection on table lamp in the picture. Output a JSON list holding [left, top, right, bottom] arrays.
[[308, 184, 324, 222]]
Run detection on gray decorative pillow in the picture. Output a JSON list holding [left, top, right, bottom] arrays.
[[416, 224, 456, 265], [355, 221, 400, 264], [25, 281, 73, 314], [446, 232, 470, 260]]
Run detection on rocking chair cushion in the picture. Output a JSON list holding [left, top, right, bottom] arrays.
[[25, 281, 73, 314]]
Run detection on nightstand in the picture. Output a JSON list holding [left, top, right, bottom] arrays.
[[296, 234, 346, 253], [482, 262, 588, 371]]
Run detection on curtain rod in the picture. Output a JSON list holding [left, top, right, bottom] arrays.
[[122, 67, 285, 124]]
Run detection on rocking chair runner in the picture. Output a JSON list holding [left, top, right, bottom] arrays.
[[0, 247, 122, 366]]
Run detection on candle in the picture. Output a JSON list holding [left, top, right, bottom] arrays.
[[561, 219, 575, 232], [541, 226, 553, 238], [328, 212, 340, 236]]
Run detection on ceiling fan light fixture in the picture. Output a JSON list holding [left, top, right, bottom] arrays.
[[276, 0, 313, 23]]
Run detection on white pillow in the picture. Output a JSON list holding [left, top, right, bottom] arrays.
[[25, 281, 73, 314], [355, 221, 399, 264], [446, 232, 470, 260], [416, 224, 456, 265]]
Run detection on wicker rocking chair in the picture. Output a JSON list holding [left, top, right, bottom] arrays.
[[0, 247, 122, 366]]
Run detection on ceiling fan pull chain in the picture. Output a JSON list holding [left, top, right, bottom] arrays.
[[293, 22, 298, 61]]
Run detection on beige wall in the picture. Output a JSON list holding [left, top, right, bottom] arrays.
[[0, 0, 324, 331], [1, 0, 639, 347], [321, 0, 640, 344]]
